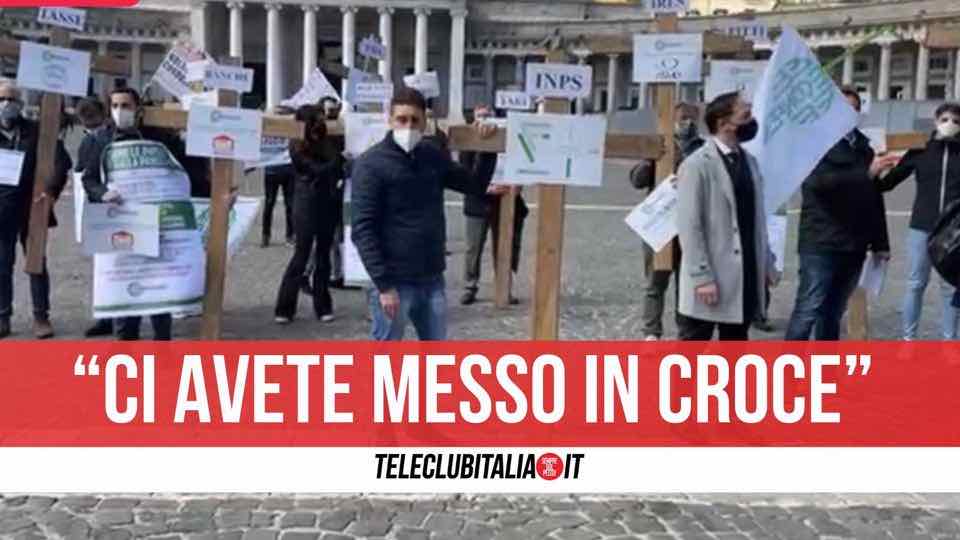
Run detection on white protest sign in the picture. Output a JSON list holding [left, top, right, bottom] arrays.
[[342, 178, 371, 284], [859, 251, 888, 299], [503, 112, 607, 187], [633, 33, 703, 83], [403, 71, 441, 99], [625, 176, 678, 252], [187, 60, 254, 93], [37, 7, 86, 31], [525, 63, 592, 100], [705, 60, 768, 102], [93, 140, 204, 319], [359, 36, 387, 60], [745, 25, 859, 213], [244, 136, 291, 171], [766, 214, 787, 274], [186, 105, 263, 162], [859, 91, 873, 115], [82, 203, 160, 258], [496, 90, 532, 111], [73, 171, 84, 244], [648, 0, 688, 14], [354, 82, 394, 104], [17, 42, 90, 97], [192, 196, 261, 260], [344, 68, 378, 103], [723, 22, 769, 43], [0, 150, 25, 187], [282, 68, 340, 109], [861, 127, 887, 154], [344, 112, 390, 156], [180, 90, 219, 111], [151, 43, 208, 99]]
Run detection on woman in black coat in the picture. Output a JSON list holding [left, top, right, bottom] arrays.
[[274, 105, 344, 324], [877, 102, 960, 340]]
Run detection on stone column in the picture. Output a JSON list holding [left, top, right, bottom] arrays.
[[265, 3, 283, 110], [916, 41, 930, 101], [414, 7, 431, 74], [302, 6, 318, 84], [189, 1, 208, 52], [842, 48, 855, 86], [378, 7, 394, 82], [97, 41, 110, 99], [227, 2, 244, 60], [878, 40, 892, 101], [483, 53, 495, 106], [514, 54, 526, 87], [576, 55, 587, 114], [637, 84, 647, 109], [341, 6, 357, 110], [954, 48, 960, 102], [607, 54, 619, 114], [129, 42, 142, 92], [448, 8, 467, 123]]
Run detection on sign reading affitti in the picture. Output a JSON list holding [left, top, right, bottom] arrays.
[[723, 22, 769, 43], [16, 41, 91, 97], [633, 33, 704, 83], [648, 0, 688, 14], [525, 63, 593, 99], [185, 105, 263, 162], [186, 60, 254, 94], [36, 7, 86, 31], [495, 90, 533, 111]]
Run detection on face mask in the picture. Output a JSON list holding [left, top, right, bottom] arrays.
[[392, 128, 423, 154], [675, 119, 697, 140], [735, 118, 759, 143], [0, 101, 21, 128], [937, 118, 960, 139], [112, 108, 136, 131]]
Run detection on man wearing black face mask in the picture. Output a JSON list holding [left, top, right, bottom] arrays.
[[676, 91, 776, 341], [0, 81, 72, 339], [628, 102, 704, 340]]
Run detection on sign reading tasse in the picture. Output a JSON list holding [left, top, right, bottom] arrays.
[[37, 7, 86, 31], [496, 90, 533, 111], [525, 63, 592, 100]]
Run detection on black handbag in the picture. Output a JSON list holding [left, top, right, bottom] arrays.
[[928, 199, 960, 288]]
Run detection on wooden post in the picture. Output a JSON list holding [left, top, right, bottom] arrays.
[[651, 14, 680, 272], [494, 186, 518, 308], [530, 49, 570, 340]]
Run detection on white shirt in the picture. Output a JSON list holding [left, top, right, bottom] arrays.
[[713, 136, 737, 156]]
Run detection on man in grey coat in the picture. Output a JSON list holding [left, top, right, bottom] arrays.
[[676, 91, 776, 340]]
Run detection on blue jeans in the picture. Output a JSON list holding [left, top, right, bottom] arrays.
[[785, 252, 865, 341], [903, 227, 958, 340], [368, 277, 447, 341]]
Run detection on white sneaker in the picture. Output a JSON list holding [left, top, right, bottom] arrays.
[[320, 314, 335, 323], [644, 335, 660, 341], [275, 316, 292, 325]]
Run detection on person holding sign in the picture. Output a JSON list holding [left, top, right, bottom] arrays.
[[81, 87, 210, 341], [274, 105, 345, 324], [0, 81, 71, 339], [351, 88, 497, 341], [676, 92, 775, 341], [876, 102, 960, 340], [785, 88, 894, 341]]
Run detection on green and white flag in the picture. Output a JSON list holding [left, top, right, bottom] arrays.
[[745, 25, 859, 214]]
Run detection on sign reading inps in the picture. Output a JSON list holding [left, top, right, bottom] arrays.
[[525, 63, 593, 100]]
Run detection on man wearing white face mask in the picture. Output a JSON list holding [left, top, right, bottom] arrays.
[[80, 87, 210, 341], [878, 102, 960, 340], [0, 81, 71, 339], [351, 87, 497, 341]]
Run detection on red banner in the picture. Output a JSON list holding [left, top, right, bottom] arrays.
[[0, 341, 957, 447], [0, 2, 137, 6]]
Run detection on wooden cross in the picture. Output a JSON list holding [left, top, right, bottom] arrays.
[[0, 28, 129, 275], [141, 87, 304, 340]]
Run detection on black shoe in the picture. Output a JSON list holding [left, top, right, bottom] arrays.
[[509, 295, 520, 305], [330, 277, 346, 290], [460, 290, 477, 306], [753, 318, 775, 332], [0, 317, 10, 339], [260, 237, 270, 248], [85, 319, 113, 338]]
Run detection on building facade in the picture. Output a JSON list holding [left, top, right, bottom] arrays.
[[0, 0, 958, 120]]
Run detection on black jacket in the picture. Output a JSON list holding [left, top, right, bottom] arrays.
[[629, 133, 705, 191], [81, 125, 210, 203], [0, 118, 71, 231], [798, 130, 889, 253], [289, 140, 343, 223], [877, 132, 960, 232], [461, 151, 529, 220], [351, 133, 496, 291]]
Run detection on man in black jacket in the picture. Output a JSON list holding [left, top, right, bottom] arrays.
[[351, 88, 496, 341], [460, 104, 527, 306], [0, 82, 71, 339], [81, 87, 210, 341], [785, 88, 897, 340]]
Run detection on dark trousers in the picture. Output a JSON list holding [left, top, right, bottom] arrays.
[[785, 251, 865, 341], [640, 241, 681, 337], [0, 223, 50, 320], [118, 314, 172, 341], [463, 205, 525, 292], [262, 170, 294, 242], [276, 184, 336, 318], [677, 315, 751, 341]]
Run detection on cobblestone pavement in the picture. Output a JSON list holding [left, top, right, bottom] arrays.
[[4, 161, 938, 341], [3, 494, 960, 540]]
